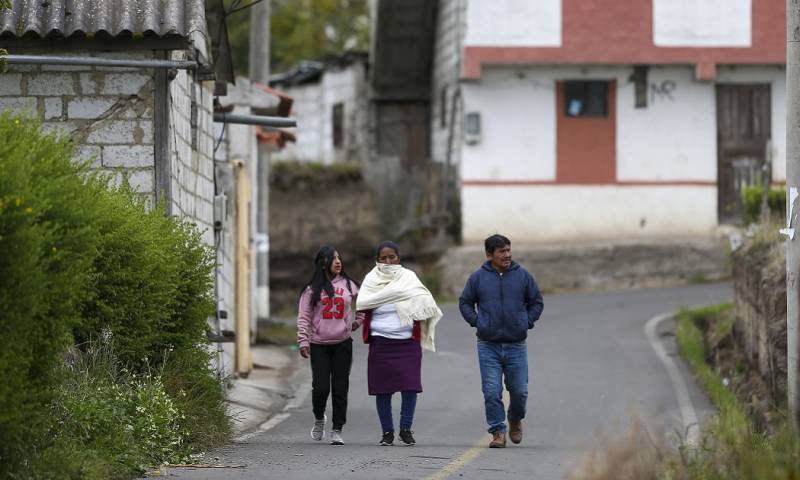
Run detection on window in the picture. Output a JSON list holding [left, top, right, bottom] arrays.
[[564, 81, 609, 117], [332, 103, 344, 148]]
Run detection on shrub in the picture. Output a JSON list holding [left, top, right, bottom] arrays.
[[742, 185, 786, 224], [0, 112, 100, 473], [0, 113, 229, 478], [76, 189, 216, 371]]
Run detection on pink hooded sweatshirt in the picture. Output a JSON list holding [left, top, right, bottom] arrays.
[[297, 275, 365, 349]]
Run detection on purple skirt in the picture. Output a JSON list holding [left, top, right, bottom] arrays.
[[367, 336, 422, 395]]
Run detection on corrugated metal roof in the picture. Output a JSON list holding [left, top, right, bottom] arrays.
[[0, 0, 206, 39]]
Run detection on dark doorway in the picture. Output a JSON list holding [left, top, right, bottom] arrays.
[[716, 84, 771, 224]]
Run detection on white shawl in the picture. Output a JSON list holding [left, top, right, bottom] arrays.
[[356, 263, 442, 352]]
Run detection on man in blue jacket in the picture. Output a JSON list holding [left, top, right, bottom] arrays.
[[459, 234, 544, 448]]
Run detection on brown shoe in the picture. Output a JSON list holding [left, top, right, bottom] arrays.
[[489, 430, 506, 448], [509, 420, 523, 444]]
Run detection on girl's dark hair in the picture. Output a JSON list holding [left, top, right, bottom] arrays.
[[375, 240, 400, 260], [301, 245, 359, 308]]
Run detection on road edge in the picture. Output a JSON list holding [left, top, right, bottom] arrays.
[[644, 312, 700, 448]]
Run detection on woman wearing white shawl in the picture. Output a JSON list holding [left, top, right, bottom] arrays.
[[356, 241, 442, 446]]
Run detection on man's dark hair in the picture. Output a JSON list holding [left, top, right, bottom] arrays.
[[484, 234, 511, 254]]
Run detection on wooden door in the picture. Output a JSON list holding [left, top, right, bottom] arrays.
[[556, 80, 617, 183], [716, 84, 771, 224]]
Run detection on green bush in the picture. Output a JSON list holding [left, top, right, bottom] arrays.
[[76, 188, 216, 371], [742, 185, 786, 224], [0, 113, 101, 473], [0, 113, 229, 478]]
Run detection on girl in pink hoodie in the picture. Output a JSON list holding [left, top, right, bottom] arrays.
[[297, 245, 364, 445]]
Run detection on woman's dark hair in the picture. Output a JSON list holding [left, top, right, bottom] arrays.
[[375, 240, 400, 260], [484, 234, 511, 254], [301, 245, 359, 308]]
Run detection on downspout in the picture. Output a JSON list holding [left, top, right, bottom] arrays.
[[234, 159, 253, 376]]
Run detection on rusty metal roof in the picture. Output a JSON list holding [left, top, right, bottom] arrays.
[[0, 0, 206, 40]]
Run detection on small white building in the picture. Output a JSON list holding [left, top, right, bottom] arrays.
[[269, 52, 369, 165], [431, 0, 786, 243]]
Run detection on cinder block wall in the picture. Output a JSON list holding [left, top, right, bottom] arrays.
[[0, 50, 217, 247], [0, 51, 156, 201], [168, 62, 216, 247]]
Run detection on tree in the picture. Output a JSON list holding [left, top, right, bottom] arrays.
[[225, 0, 370, 76]]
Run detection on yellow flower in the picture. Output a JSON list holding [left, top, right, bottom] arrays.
[[24, 207, 32, 214], [15, 197, 21, 206]]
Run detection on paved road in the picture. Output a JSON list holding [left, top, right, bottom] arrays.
[[167, 284, 731, 480]]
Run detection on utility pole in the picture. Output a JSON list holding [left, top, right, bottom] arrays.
[[250, 0, 271, 335], [786, 0, 800, 430]]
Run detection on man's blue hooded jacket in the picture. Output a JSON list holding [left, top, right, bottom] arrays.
[[459, 260, 544, 343]]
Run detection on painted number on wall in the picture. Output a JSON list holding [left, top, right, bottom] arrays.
[[322, 297, 346, 320], [650, 80, 676, 103]]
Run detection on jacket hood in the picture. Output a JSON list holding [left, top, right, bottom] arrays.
[[480, 260, 520, 273]]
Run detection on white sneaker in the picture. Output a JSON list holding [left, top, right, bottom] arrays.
[[329, 429, 344, 445], [310, 414, 326, 441]]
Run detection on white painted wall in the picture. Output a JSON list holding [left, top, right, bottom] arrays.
[[465, 0, 561, 47], [460, 64, 785, 242], [460, 68, 556, 181], [272, 62, 368, 165], [617, 66, 716, 181], [715, 66, 787, 183], [462, 185, 717, 242], [653, 0, 751, 47]]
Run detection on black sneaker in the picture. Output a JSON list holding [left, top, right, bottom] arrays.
[[399, 429, 415, 446], [380, 431, 394, 446]]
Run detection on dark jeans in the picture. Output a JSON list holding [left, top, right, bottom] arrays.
[[310, 338, 353, 430], [375, 391, 417, 432]]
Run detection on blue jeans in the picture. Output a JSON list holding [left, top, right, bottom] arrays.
[[477, 340, 528, 433], [376, 391, 417, 432]]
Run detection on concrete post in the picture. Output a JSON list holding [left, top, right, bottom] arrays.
[[786, 0, 800, 429], [250, 0, 271, 332]]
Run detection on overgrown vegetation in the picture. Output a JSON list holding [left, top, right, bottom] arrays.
[[570, 305, 800, 480], [0, 113, 230, 479], [742, 185, 786, 224], [270, 160, 363, 190]]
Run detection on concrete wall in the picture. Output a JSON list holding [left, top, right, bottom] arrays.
[[459, 64, 786, 242], [465, 0, 561, 47], [441, 237, 731, 299], [653, 0, 751, 47], [271, 62, 369, 165], [0, 51, 156, 200], [617, 67, 716, 181]]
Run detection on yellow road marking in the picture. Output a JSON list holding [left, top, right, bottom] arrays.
[[425, 437, 488, 480], [425, 391, 511, 479]]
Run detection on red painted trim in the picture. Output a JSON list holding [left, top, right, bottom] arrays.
[[463, 0, 785, 79], [461, 180, 718, 187]]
